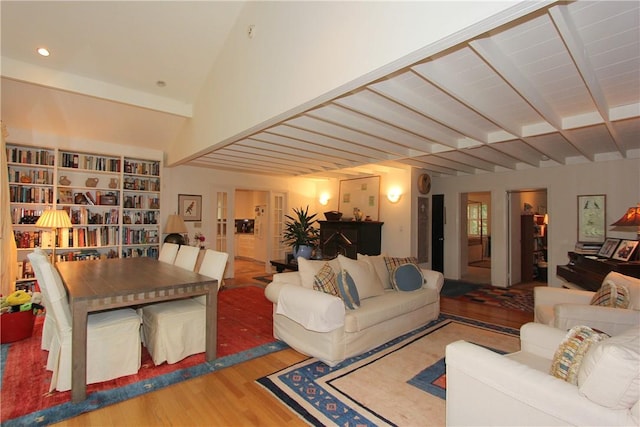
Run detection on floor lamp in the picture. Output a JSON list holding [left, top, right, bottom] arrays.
[[35, 209, 73, 264]]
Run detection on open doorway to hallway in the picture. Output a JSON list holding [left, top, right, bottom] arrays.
[[234, 189, 269, 265], [461, 192, 491, 284]]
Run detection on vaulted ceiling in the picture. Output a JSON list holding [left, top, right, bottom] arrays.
[[2, 1, 639, 179]]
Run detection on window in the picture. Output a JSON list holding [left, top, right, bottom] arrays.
[[467, 202, 488, 237]]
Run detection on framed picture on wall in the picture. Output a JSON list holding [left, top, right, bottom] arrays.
[[178, 194, 202, 221], [339, 176, 380, 221], [577, 194, 606, 243]]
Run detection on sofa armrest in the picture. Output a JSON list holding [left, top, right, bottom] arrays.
[[275, 284, 345, 332], [534, 286, 594, 306], [519, 322, 567, 359], [554, 304, 640, 336], [445, 340, 631, 426], [264, 272, 302, 303], [421, 269, 444, 292]]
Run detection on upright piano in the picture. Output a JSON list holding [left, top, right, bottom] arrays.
[[557, 251, 640, 291]]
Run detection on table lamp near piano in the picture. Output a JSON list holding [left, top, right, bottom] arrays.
[[557, 205, 640, 291]]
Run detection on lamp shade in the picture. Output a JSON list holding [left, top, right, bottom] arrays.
[[164, 214, 188, 233], [164, 214, 187, 245], [611, 207, 640, 226], [35, 209, 72, 229]]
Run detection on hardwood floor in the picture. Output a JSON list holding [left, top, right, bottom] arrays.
[[52, 258, 535, 426]]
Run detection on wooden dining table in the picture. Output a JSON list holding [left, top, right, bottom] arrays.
[[55, 257, 218, 402]]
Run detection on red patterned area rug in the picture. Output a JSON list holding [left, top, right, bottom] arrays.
[[1, 285, 280, 425], [442, 280, 534, 312]]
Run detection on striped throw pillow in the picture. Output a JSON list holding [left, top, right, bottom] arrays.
[[550, 325, 609, 384], [590, 280, 630, 309], [313, 262, 339, 297]]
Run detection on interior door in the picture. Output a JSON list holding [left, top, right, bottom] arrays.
[[270, 192, 286, 266], [432, 194, 445, 273], [417, 197, 429, 263]]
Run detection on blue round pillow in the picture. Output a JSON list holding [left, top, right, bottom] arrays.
[[391, 263, 424, 292]]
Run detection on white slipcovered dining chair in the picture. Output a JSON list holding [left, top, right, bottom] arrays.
[[141, 249, 228, 365], [173, 245, 200, 271], [158, 242, 179, 264], [28, 251, 142, 392], [29, 248, 56, 351]]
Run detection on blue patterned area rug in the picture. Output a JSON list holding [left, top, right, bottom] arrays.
[[257, 315, 520, 426]]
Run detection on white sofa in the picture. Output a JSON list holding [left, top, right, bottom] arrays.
[[535, 271, 640, 336], [446, 322, 639, 426], [264, 255, 444, 366]]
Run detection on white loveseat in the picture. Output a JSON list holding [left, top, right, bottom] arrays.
[[264, 255, 444, 366], [446, 323, 639, 426]]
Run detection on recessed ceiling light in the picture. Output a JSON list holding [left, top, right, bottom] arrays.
[[37, 47, 50, 57], [156, 80, 166, 88]]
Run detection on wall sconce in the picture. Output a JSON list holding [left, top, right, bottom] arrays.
[[387, 188, 402, 203], [319, 193, 330, 206]]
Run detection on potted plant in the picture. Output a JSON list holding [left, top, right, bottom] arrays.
[[282, 206, 320, 260]]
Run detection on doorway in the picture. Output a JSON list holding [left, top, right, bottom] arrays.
[[507, 189, 548, 286], [234, 189, 269, 264], [461, 192, 491, 284]]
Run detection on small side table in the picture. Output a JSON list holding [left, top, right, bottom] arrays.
[[270, 259, 299, 273]]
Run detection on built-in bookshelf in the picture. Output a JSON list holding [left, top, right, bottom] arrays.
[[6, 143, 162, 282]]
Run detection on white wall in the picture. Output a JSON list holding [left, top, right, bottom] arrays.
[[432, 157, 640, 287], [168, 1, 540, 164]]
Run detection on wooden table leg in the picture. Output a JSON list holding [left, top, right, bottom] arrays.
[[71, 299, 89, 402], [205, 282, 217, 362]]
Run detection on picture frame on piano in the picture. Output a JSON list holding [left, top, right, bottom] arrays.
[[597, 238, 620, 258], [612, 240, 639, 262]]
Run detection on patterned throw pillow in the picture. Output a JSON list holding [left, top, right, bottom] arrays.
[[550, 325, 609, 384], [336, 270, 360, 310], [590, 280, 631, 309], [313, 263, 339, 297], [391, 263, 424, 292]]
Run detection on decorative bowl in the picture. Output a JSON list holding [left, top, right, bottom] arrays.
[[324, 211, 343, 221]]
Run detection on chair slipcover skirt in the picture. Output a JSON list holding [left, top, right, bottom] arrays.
[[49, 309, 141, 391], [141, 298, 205, 365]]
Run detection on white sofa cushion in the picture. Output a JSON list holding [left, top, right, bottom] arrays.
[[578, 327, 640, 410], [343, 288, 437, 333], [337, 255, 385, 299], [357, 253, 391, 289]]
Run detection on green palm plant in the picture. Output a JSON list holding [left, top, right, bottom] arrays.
[[282, 206, 320, 253]]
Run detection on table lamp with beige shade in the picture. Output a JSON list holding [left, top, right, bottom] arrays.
[[35, 209, 72, 264], [164, 214, 187, 245]]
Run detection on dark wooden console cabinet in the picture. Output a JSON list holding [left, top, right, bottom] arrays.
[[556, 251, 640, 291], [319, 220, 383, 259]]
